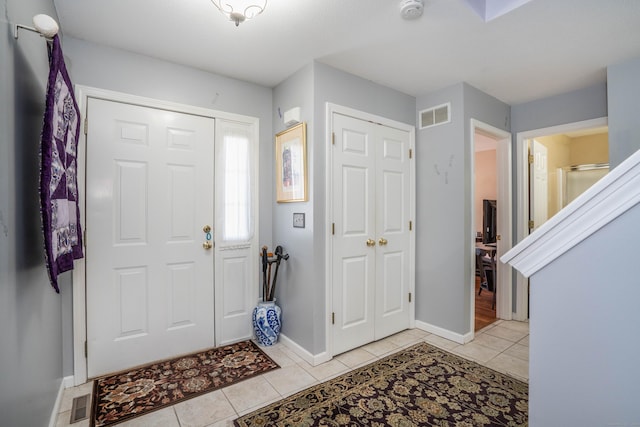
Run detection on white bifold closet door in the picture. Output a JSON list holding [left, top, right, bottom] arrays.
[[331, 113, 412, 355], [85, 98, 215, 378]]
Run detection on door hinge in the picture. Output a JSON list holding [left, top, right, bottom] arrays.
[[84, 341, 88, 358], [528, 154, 534, 164], [409, 148, 412, 159], [409, 292, 412, 303], [84, 118, 88, 135], [409, 221, 412, 231], [528, 220, 534, 229], [332, 312, 335, 325], [332, 132, 335, 145], [332, 223, 335, 235]]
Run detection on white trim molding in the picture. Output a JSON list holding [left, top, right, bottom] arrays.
[[415, 320, 474, 344], [279, 334, 332, 367], [503, 145, 640, 277]]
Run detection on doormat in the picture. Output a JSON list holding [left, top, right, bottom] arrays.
[[235, 342, 528, 426], [91, 340, 279, 427]]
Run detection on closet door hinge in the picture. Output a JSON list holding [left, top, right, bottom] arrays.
[[332, 312, 335, 325], [84, 118, 88, 135], [409, 221, 412, 231], [332, 223, 335, 235], [528, 154, 534, 164], [409, 148, 412, 159], [84, 341, 88, 358], [332, 132, 335, 145], [409, 293, 412, 303], [528, 220, 535, 229]]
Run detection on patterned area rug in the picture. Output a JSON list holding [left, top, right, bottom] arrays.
[[91, 340, 278, 427], [235, 342, 528, 426]]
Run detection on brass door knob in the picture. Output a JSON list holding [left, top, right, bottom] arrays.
[[203, 241, 213, 250], [366, 239, 375, 247], [378, 238, 388, 246], [203, 225, 212, 233]]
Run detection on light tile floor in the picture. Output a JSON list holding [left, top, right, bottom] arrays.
[[56, 320, 529, 427]]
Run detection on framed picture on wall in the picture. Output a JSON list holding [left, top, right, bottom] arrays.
[[275, 122, 307, 202]]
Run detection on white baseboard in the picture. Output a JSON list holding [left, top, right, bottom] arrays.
[[48, 376, 70, 427], [279, 333, 331, 366], [415, 320, 474, 344]]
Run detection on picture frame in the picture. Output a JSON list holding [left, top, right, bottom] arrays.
[[275, 122, 307, 202]]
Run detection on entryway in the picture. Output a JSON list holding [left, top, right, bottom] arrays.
[[515, 117, 609, 320], [327, 105, 415, 356], [470, 120, 512, 333], [72, 87, 260, 384]]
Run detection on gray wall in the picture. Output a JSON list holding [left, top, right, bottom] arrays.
[[415, 83, 509, 335], [510, 83, 607, 135], [1, 0, 68, 425], [608, 57, 640, 168], [272, 61, 415, 354], [271, 63, 316, 352], [529, 202, 640, 426]]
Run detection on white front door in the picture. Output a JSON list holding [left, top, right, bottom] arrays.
[[332, 113, 412, 355], [85, 98, 215, 377]]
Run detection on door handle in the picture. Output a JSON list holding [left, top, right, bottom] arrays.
[[203, 241, 213, 250], [366, 239, 375, 247], [378, 238, 388, 246]]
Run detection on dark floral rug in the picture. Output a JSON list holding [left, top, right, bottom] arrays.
[[235, 342, 528, 426], [91, 340, 279, 427]]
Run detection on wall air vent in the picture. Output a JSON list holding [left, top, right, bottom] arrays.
[[419, 103, 451, 129]]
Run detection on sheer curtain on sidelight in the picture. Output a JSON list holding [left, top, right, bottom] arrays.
[[220, 129, 253, 242]]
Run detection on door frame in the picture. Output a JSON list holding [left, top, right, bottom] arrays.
[[470, 119, 512, 332], [514, 116, 608, 321], [325, 103, 416, 358], [72, 86, 259, 385]]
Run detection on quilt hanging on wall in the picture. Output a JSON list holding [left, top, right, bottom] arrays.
[[40, 34, 84, 292]]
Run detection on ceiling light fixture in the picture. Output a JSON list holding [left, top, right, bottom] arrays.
[[211, 0, 267, 27]]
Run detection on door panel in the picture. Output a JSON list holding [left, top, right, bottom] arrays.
[[375, 126, 410, 339], [214, 119, 259, 345], [332, 113, 411, 354], [332, 114, 376, 354], [86, 98, 215, 378], [530, 139, 548, 231]]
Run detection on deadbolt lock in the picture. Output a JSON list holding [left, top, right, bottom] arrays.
[[203, 225, 212, 233]]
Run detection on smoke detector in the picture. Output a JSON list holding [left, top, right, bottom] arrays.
[[400, 0, 424, 19]]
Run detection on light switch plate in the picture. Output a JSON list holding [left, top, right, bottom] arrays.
[[293, 212, 305, 228]]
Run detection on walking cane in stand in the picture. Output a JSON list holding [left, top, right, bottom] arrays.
[[268, 245, 289, 301], [261, 246, 268, 301]]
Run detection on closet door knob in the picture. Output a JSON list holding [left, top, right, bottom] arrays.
[[366, 239, 376, 247], [378, 238, 388, 246]]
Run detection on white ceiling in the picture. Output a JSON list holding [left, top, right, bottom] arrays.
[[52, 0, 640, 105]]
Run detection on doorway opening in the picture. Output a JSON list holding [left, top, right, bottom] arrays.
[[474, 132, 498, 331], [515, 117, 609, 320], [470, 120, 512, 335]]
